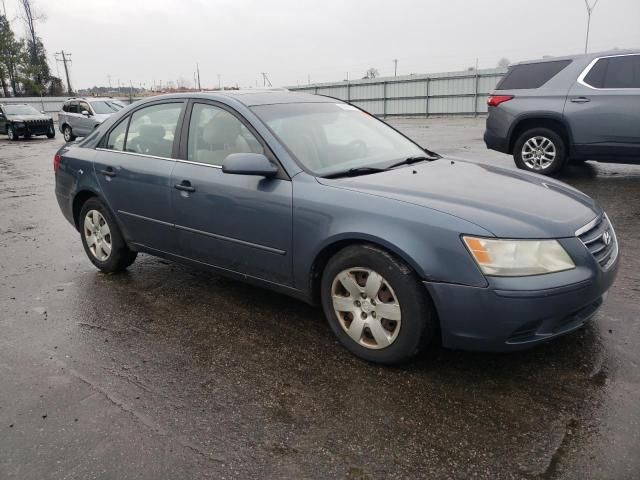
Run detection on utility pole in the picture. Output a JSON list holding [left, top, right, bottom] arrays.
[[196, 63, 201, 91], [1, 0, 7, 17], [107, 75, 112, 91], [217, 74, 221, 90], [584, 0, 599, 53], [393, 59, 398, 77], [55, 50, 73, 95], [261, 72, 272, 87]]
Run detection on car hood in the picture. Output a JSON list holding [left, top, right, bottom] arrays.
[[7, 113, 52, 122], [93, 113, 112, 123], [317, 158, 600, 238]]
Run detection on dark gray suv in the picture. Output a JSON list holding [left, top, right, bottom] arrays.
[[484, 50, 640, 174]]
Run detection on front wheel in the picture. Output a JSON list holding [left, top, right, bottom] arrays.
[[63, 125, 76, 142], [513, 128, 567, 175], [79, 198, 137, 273], [321, 244, 435, 364], [46, 127, 55, 139], [7, 125, 18, 141]]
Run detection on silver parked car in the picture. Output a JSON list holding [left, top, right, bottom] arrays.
[[58, 97, 125, 142], [484, 49, 640, 174]]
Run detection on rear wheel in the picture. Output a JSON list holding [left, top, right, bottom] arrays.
[[79, 198, 137, 272], [513, 127, 567, 175], [7, 125, 18, 141], [63, 125, 76, 142], [321, 244, 435, 364]]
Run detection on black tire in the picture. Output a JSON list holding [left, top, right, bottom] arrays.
[[513, 127, 567, 175], [63, 125, 76, 142], [79, 197, 137, 273], [320, 244, 436, 365], [46, 130, 55, 139], [7, 125, 18, 141]]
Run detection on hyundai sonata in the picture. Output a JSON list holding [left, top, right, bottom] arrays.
[[54, 91, 619, 364]]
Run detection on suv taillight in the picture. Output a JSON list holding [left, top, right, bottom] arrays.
[[487, 95, 514, 107], [53, 154, 61, 174]]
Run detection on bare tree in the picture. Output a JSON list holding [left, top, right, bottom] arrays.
[[497, 57, 511, 68], [176, 76, 190, 89], [583, 0, 599, 53], [363, 67, 379, 79]]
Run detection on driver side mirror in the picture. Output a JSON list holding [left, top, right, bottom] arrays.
[[81, 110, 91, 117], [222, 153, 278, 177]]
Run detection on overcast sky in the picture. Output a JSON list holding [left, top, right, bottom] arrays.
[[4, 0, 640, 89]]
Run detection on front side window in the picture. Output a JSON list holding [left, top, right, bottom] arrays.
[[583, 55, 640, 89], [79, 102, 92, 115], [496, 60, 572, 90], [187, 103, 262, 166], [251, 102, 425, 176], [105, 117, 128, 151], [125, 103, 182, 158]]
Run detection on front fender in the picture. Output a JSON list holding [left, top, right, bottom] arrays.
[[292, 174, 490, 293]]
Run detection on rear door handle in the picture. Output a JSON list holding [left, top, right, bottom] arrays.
[[100, 168, 116, 177], [174, 181, 196, 193], [570, 97, 591, 103]]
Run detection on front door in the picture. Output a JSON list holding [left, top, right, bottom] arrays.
[[565, 53, 640, 159], [93, 101, 186, 253], [170, 101, 293, 285]]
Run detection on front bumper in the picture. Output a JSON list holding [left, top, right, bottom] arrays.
[[424, 239, 619, 352]]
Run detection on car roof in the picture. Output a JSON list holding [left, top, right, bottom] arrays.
[[512, 48, 640, 66], [131, 90, 336, 107]]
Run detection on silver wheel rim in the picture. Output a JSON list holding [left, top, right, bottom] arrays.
[[522, 136, 556, 170], [331, 267, 401, 350], [83, 210, 112, 261], [8, 127, 14, 140], [64, 127, 71, 142]]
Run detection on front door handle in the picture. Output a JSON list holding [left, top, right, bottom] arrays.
[[174, 181, 196, 193], [570, 97, 591, 103], [100, 167, 116, 177]]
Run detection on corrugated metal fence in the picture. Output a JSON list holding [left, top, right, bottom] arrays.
[[288, 67, 506, 117]]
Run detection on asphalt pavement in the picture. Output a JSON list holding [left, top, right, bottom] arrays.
[[1, 118, 639, 479]]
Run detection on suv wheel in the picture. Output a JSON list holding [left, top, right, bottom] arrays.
[[513, 128, 567, 175], [63, 125, 76, 142], [7, 125, 18, 141], [320, 244, 435, 364], [79, 198, 137, 272]]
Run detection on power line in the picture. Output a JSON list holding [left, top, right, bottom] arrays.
[[55, 50, 73, 95]]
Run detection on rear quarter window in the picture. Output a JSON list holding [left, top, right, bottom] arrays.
[[583, 55, 640, 89], [496, 60, 572, 90]]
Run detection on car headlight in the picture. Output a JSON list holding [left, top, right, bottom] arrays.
[[462, 236, 575, 276]]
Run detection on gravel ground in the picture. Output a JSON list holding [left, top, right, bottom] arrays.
[[0, 117, 639, 479]]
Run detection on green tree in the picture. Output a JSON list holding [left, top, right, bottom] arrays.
[[0, 15, 23, 97]]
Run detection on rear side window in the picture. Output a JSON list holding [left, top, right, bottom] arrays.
[[583, 55, 640, 88], [125, 103, 182, 158], [68, 102, 79, 114], [496, 60, 572, 90], [106, 117, 128, 151]]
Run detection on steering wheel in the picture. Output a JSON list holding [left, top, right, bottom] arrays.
[[348, 139, 368, 158]]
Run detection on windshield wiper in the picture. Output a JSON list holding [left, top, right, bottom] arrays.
[[324, 166, 387, 179], [387, 154, 439, 169]]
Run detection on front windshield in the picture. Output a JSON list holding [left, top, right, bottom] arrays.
[[251, 102, 426, 176], [4, 104, 41, 115], [90, 101, 124, 114]]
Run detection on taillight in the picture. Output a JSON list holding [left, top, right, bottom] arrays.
[[487, 95, 514, 107], [53, 154, 61, 174]]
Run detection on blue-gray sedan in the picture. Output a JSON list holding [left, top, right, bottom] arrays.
[[54, 91, 619, 364]]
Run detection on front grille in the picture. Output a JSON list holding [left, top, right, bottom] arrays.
[[576, 214, 618, 270], [25, 119, 51, 134]]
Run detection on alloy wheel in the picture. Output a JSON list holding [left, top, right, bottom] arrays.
[[522, 136, 556, 170], [7, 126, 15, 140], [64, 127, 72, 142], [83, 210, 112, 261], [331, 267, 402, 349]]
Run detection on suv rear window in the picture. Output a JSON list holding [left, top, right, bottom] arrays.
[[496, 60, 572, 90], [583, 55, 640, 89]]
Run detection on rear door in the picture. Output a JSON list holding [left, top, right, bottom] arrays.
[[93, 100, 186, 252], [565, 53, 640, 159], [170, 100, 293, 285]]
